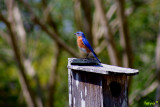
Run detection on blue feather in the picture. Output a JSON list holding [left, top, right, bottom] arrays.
[[82, 37, 101, 63]]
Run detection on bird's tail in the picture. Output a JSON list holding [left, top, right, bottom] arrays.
[[92, 51, 101, 63]]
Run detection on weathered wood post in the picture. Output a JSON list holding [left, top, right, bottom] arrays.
[[68, 58, 139, 107]]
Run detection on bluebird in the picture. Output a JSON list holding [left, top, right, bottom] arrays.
[[74, 32, 101, 63]]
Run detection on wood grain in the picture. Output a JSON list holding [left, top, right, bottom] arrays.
[[68, 58, 138, 107]]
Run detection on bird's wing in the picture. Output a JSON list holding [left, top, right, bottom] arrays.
[[82, 38, 101, 63], [82, 38, 94, 52]]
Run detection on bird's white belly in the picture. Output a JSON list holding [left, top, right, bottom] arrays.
[[79, 48, 87, 53]]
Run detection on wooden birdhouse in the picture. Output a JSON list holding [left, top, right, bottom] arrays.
[[67, 58, 139, 107]]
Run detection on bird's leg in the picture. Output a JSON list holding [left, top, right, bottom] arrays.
[[86, 53, 89, 58]]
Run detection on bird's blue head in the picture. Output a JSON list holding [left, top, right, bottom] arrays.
[[74, 32, 85, 37]]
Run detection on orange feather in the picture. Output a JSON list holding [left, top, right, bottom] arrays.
[[77, 36, 91, 53]]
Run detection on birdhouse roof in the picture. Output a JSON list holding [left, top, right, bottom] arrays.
[[68, 58, 139, 76]]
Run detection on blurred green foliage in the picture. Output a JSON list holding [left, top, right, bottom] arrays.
[[129, 0, 159, 106]]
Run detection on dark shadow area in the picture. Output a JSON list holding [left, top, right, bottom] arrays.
[[72, 70, 102, 86], [109, 81, 122, 97]]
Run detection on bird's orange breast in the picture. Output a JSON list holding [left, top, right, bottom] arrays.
[[77, 36, 90, 53]]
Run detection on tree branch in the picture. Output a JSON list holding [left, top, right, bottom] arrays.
[[73, 0, 83, 31], [116, 0, 133, 92], [106, 3, 117, 20], [47, 44, 61, 107], [19, 0, 80, 58], [0, 30, 11, 45], [6, 1, 44, 106], [41, 1, 59, 34], [80, 0, 93, 45], [116, 0, 133, 68], [0, 10, 37, 107], [93, 0, 121, 66], [95, 40, 106, 55]]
